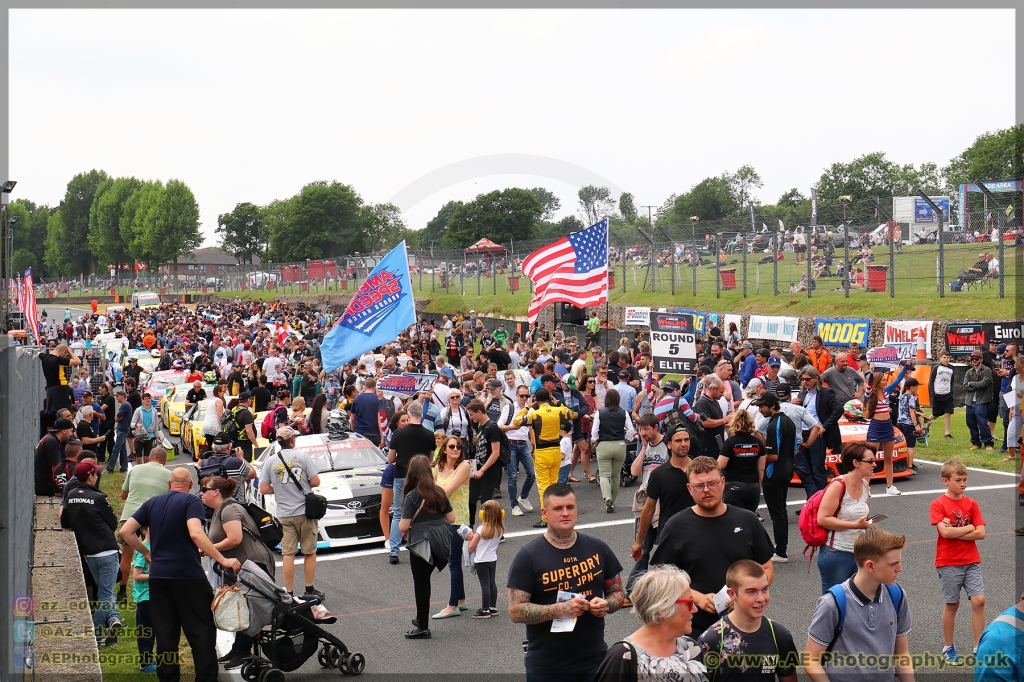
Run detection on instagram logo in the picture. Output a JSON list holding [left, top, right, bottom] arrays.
[[12, 596, 34, 617]]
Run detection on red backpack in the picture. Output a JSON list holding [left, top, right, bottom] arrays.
[[798, 477, 846, 566], [261, 405, 287, 439]]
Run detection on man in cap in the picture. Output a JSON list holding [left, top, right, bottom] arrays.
[[36, 418, 74, 496], [615, 370, 638, 415], [185, 379, 207, 412], [231, 391, 259, 461], [61, 460, 123, 646], [40, 343, 81, 416], [738, 342, 758, 387], [964, 350, 994, 450], [761, 356, 782, 395]]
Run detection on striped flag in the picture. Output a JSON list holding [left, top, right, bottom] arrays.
[[23, 268, 41, 345], [521, 218, 608, 324]]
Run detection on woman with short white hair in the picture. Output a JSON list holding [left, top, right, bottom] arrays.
[[595, 566, 708, 682]]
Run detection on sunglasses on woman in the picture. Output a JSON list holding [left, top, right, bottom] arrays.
[[447, 444, 463, 450]]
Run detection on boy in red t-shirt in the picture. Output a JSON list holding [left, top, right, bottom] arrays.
[[929, 460, 987, 666]]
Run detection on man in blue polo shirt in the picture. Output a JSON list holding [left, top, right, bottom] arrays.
[[120, 468, 240, 682]]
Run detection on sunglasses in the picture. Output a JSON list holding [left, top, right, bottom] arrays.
[[675, 598, 695, 607], [447, 444, 463, 450], [802, 377, 814, 382], [199, 487, 215, 493]]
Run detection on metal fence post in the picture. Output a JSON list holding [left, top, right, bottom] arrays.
[[691, 231, 697, 296], [773, 227, 779, 296], [997, 218, 1005, 298], [889, 223, 895, 298], [715, 235, 721, 299], [806, 231, 812, 299], [844, 222, 850, 298]]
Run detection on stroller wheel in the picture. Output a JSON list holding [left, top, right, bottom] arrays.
[[346, 652, 365, 675], [328, 645, 344, 669], [259, 669, 285, 682], [338, 656, 350, 675], [240, 662, 261, 682], [318, 646, 332, 668]]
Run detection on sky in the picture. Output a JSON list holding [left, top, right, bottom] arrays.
[[9, 8, 1017, 247]]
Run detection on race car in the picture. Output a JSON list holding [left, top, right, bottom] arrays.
[[180, 404, 306, 460], [248, 432, 387, 550], [791, 415, 910, 484], [161, 382, 215, 436], [125, 348, 160, 375], [143, 370, 188, 409]]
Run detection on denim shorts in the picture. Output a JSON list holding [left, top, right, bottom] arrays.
[[381, 462, 395, 490]]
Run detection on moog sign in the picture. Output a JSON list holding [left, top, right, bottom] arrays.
[[815, 318, 870, 347]]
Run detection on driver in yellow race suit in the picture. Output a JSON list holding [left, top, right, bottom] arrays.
[[512, 387, 576, 528]]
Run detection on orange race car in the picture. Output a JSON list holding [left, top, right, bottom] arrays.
[[791, 416, 910, 485]]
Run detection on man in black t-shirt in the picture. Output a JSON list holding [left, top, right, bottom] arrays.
[[231, 393, 258, 462], [35, 418, 74, 496], [40, 344, 80, 414], [184, 381, 207, 411], [385, 402, 437, 563], [252, 376, 273, 413], [97, 383, 116, 463], [508, 482, 625, 680], [694, 375, 729, 458], [651, 456, 775, 637], [467, 400, 505, 521], [631, 424, 694, 566]]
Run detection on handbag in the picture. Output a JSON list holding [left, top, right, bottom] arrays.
[[211, 583, 250, 632], [278, 454, 328, 520]]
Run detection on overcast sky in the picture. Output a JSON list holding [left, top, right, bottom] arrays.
[[10, 8, 1015, 247]]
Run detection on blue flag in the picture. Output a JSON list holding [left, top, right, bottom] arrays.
[[320, 241, 416, 373]]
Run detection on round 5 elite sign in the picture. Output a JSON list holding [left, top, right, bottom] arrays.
[[649, 313, 698, 375]]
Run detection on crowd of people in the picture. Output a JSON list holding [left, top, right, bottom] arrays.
[[28, 297, 1023, 681]]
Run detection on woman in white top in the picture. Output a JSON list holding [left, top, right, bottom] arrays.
[[440, 390, 472, 440], [815, 442, 874, 595], [1005, 356, 1024, 461], [202, 384, 226, 437]]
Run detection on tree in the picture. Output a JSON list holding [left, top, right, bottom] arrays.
[[361, 202, 406, 253], [659, 175, 739, 230], [217, 202, 269, 264], [815, 152, 937, 202], [269, 181, 365, 261], [420, 200, 463, 249], [619, 192, 638, 222], [12, 248, 37, 275], [577, 185, 615, 225], [89, 177, 143, 269], [537, 215, 585, 242], [139, 179, 202, 277], [44, 209, 69, 276], [120, 181, 165, 266], [942, 125, 1024, 192], [529, 187, 562, 221], [55, 169, 109, 275], [725, 164, 763, 207], [776, 188, 806, 208], [442, 188, 542, 249]]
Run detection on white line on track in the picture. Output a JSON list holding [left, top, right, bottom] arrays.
[[287, 482, 1015, 567], [914, 457, 1020, 477]]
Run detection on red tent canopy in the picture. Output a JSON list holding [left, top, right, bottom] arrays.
[[463, 237, 507, 255]]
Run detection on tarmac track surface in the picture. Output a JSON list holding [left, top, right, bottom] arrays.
[[220, 459, 1020, 681]]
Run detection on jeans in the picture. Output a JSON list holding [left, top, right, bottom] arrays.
[[626, 523, 656, 594], [107, 430, 130, 473], [389, 477, 405, 557], [596, 441, 627, 507], [507, 440, 536, 503], [525, 666, 600, 682], [468, 466, 501, 522], [150, 578, 217, 682], [818, 545, 858, 595], [85, 553, 120, 634], [135, 599, 154, 666], [794, 440, 827, 499], [762, 484, 789, 557], [476, 560, 497, 610], [966, 402, 994, 447], [447, 524, 465, 607], [557, 464, 570, 484]]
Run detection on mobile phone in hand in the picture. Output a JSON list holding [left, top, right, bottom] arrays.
[[868, 514, 888, 524]]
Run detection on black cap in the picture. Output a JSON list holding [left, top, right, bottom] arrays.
[[212, 432, 233, 445], [776, 382, 792, 397], [237, 391, 253, 401], [618, 369, 631, 379], [487, 379, 503, 390], [752, 394, 780, 408], [54, 418, 74, 431], [541, 373, 559, 385]]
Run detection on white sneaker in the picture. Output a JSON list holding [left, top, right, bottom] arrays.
[[517, 496, 534, 512], [886, 485, 902, 496], [771, 554, 788, 563], [511, 506, 524, 516]]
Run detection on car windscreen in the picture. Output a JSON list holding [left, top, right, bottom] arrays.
[[293, 436, 387, 472], [137, 295, 160, 306]]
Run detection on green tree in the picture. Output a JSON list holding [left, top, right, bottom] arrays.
[[536, 215, 585, 242], [815, 152, 940, 203], [776, 188, 806, 207], [577, 185, 615, 225], [89, 177, 143, 269], [217, 202, 269, 264], [44, 209, 69, 276], [12, 248, 37, 274], [54, 169, 109, 275], [659, 175, 739, 230], [419, 200, 463, 250], [269, 181, 365, 261], [120, 181, 165, 266], [140, 179, 202, 277], [529, 187, 562, 221], [942, 125, 1024, 192], [441, 188, 542, 249], [725, 165, 763, 207], [361, 202, 406, 253], [619, 192, 638, 222]]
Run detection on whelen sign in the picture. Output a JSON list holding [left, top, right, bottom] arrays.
[[945, 321, 1024, 355]]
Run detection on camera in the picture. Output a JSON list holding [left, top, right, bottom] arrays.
[[452, 429, 462, 438]]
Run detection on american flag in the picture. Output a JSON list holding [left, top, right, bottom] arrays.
[[23, 268, 41, 346], [522, 218, 608, 323]]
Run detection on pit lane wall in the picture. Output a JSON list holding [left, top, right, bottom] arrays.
[[0, 337, 101, 681]]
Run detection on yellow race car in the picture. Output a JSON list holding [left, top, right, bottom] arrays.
[[161, 383, 216, 436], [180, 403, 307, 460]]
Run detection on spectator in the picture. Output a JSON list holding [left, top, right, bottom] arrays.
[[116, 446, 171, 605], [35, 417, 74, 497], [508, 482, 625, 681], [822, 352, 865, 407], [259, 426, 323, 600], [651, 457, 775, 638], [230, 392, 258, 461], [106, 388, 132, 474], [815, 443, 876, 594], [974, 590, 1024, 680], [61, 460, 123, 647], [120, 468, 241, 682], [693, 376, 729, 459], [806, 336, 832, 375], [795, 367, 843, 500], [717, 409, 765, 514], [755, 394, 798, 563], [386, 401, 437, 565], [590, 387, 636, 513], [964, 350, 995, 450], [40, 343, 81, 415], [930, 351, 956, 439], [130, 392, 163, 463], [737, 343, 757, 388], [196, 433, 255, 503]]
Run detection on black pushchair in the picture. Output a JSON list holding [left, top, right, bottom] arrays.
[[222, 560, 366, 680]]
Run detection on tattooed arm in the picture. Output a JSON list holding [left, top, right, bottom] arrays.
[[508, 588, 589, 624], [589, 575, 625, 618]]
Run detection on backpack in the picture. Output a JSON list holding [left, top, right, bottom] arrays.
[[826, 583, 904, 651], [497, 428, 511, 466], [198, 453, 232, 481], [663, 396, 704, 439], [799, 477, 847, 564], [261, 405, 287, 439], [221, 498, 284, 551], [221, 405, 242, 440]]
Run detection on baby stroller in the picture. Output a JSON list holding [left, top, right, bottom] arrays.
[[222, 560, 366, 681]]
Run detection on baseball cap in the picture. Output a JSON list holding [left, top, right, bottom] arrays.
[[741, 342, 753, 350], [212, 432, 233, 446], [776, 382, 793, 397], [971, 350, 983, 359], [564, 375, 578, 390], [541, 373, 559, 385], [745, 378, 763, 392], [128, 357, 138, 363], [237, 391, 253, 401], [752, 393, 780, 408], [903, 378, 920, 388], [662, 379, 681, 392], [989, 339, 998, 345], [276, 425, 299, 440], [73, 460, 103, 480], [54, 418, 74, 431], [486, 379, 503, 390], [767, 356, 781, 367], [618, 369, 631, 379], [997, 343, 1008, 354]]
